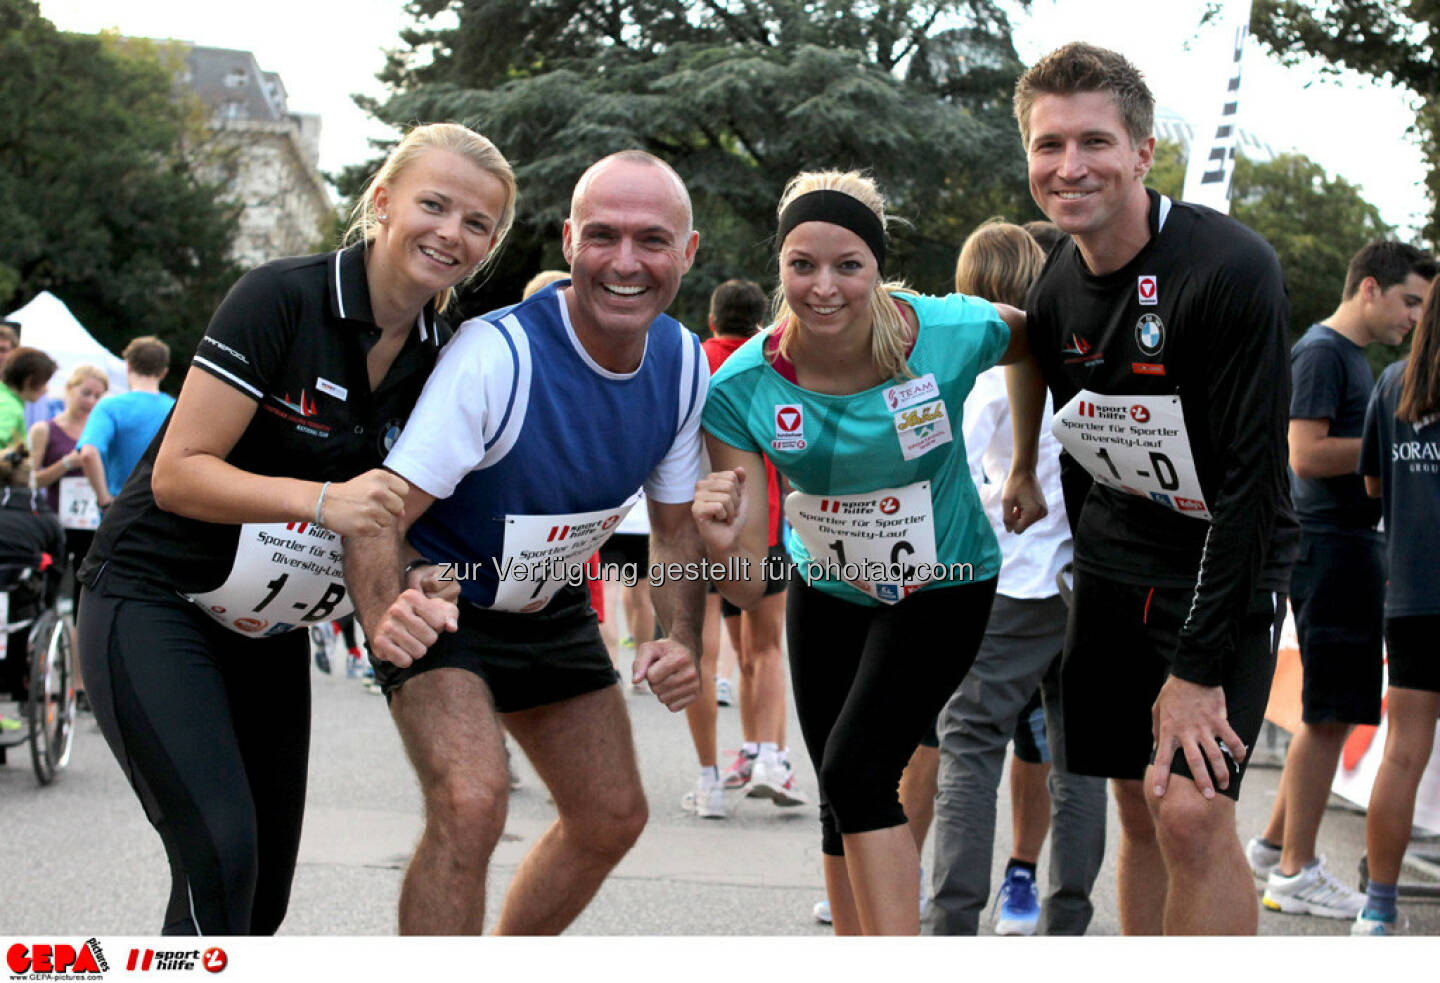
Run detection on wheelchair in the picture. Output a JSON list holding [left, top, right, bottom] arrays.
[[0, 561, 78, 785]]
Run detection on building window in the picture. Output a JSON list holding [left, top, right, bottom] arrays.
[[225, 67, 247, 88]]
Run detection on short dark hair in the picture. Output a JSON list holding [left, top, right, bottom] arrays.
[[122, 336, 170, 377], [2, 347, 58, 390], [709, 279, 767, 337], [1014, 42, 1154, 148], [1343, 241, 1437, 300]]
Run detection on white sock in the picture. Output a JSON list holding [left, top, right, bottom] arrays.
[[742, 741, 760, 757], [759, 742, 780, 766], [701, 766, 719, 783]]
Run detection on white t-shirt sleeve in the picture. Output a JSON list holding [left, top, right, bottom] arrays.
[[385, 316, 527, 499], [643, 330, 708, 504], [961, 366, 1008, 491]]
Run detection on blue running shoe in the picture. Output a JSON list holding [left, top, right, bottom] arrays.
[[992, 867, 1040, 936]]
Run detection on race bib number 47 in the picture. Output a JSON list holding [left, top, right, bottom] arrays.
[[58, 476, 101, 531], [1051, 391, 1212, 520], [784, 482, 941, 605]]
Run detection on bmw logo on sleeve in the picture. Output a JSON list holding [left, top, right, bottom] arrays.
[[379, 419, 404, 455], [1135, 314, 1165, 356]]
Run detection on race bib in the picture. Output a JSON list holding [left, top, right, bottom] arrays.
[[58, 477, 101, 531], [784, 482, 939, 605], [490, 494, 639, 613], [186, 521, 351, 635], [1051, 391, 1212, 520]]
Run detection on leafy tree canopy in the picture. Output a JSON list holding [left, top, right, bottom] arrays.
[[344, 0, 1035, 326], [0, 0, 241, 382], [1247, 0, 1439, 243], [1149, 138, 1398, 372]]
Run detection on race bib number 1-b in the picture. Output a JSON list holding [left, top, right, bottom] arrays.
[[1051, 391, 1212, 520], [186, 521, 351, 635], [785, 482, 939, 605]]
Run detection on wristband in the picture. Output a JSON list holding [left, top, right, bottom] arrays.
[[314, 481, 331, 528]]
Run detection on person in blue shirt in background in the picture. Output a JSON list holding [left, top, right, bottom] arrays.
[[77, 336, 173, 507]]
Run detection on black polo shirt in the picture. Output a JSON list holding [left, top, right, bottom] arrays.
[[81, 243, 452, 599]]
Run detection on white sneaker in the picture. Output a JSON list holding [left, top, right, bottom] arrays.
[[1245, 836, 1282, 879], [813, 899, 832, 925], [748, 756, 808, 807], [681, 773, 726, 819], [1352, 908, 1405, 935], [715, 677, 735, 707], [1262, 858, 1365, 918]]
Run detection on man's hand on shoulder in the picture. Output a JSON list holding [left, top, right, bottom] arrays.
[[632, 637, 699, 711], [368, 589, 458, 669]]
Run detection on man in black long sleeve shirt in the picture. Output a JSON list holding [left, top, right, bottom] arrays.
[[1002, 43, 1298, 935]]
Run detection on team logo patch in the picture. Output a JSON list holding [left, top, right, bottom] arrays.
[[316, 376, 348, 401], [1062, 333, 1104, 366], [883, 373, 940, 412], [1135, 313, 1164, 356], [771, 404, 806, 452], [1137, 275, 1158, 306]]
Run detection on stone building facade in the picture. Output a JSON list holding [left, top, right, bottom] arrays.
[[180, 45, 334, 269]]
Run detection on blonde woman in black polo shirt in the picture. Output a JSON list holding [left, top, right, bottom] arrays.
[[77, 123, 516, 935]]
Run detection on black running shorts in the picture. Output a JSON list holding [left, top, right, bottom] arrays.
[[371, 584, 619, 713], [1058, 569, 1282, 801]]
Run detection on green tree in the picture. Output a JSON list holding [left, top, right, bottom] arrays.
[[0, 0, 242, 379], [1247, 0, 1439, 244], [343, 0, 1034, 325], [1148, 140, 1395, 370]]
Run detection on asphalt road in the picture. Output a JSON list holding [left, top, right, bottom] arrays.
[[3, 640, 1437, 938]]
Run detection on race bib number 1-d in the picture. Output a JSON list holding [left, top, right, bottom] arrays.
[[186, 521, 352, 635], [1051, 391, 1212, 520], [785, 482, 939, 605]]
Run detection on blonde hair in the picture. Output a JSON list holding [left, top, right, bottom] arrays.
[[772, 170, 914, 381], [66, 364, 109, 392], [522, 270, 569, 299], [344, 122, 518, 312], [954, 220, 1045, 308]]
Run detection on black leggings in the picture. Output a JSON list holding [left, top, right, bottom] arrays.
[[78, 581, 310, 935], [787, 572, 997, 855]]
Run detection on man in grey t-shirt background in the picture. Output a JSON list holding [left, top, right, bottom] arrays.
[[1248, 241, 1435, 919]]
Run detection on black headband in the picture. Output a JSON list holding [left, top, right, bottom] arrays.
[[776, 190, 886, 273]]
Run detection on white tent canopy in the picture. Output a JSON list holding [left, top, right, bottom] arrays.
[[5, 291, 128, 398]]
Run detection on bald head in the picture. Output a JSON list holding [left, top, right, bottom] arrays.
[[571, 151, 693, 235]]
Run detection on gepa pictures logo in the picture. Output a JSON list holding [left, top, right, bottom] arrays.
[[7, 940, 107, 977]]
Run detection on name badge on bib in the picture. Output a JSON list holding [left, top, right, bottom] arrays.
[[490, 493, 640, 613], [58, 476, 101, 531], [1051, 390, 1212, 520], [785, 482, 939, 605], [186, 521, 351, 635]]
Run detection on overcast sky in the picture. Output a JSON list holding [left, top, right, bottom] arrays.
[[38, 0, 1432, 236]]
